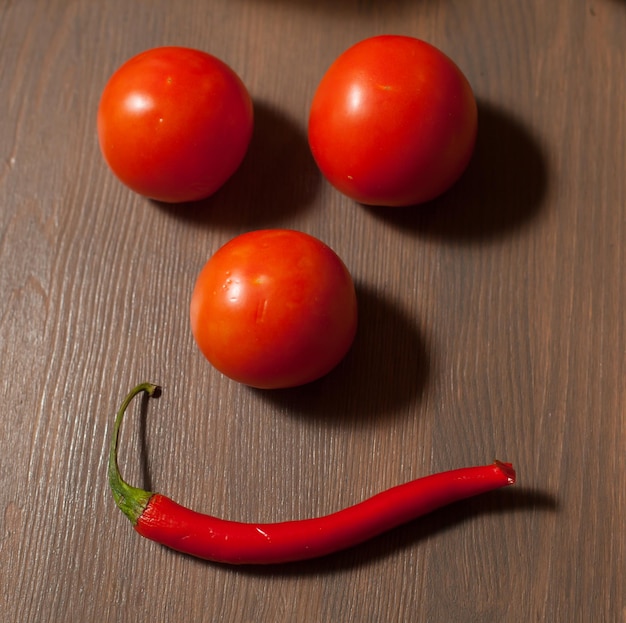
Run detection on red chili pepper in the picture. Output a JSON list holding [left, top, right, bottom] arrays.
[[109, 383, 516, 565]]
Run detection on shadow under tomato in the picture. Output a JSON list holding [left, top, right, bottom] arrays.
[[364, 100, 550, 243], [256, 284, 431, 426], [151, 99, 320, 228]]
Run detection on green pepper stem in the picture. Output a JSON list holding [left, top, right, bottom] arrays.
[[108, 382, 160, 525]]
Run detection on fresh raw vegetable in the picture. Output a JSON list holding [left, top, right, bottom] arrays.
[[308, 35, 477, 206], [190, 229, 357, 389], [97, 46, 253, 203], [109, 383, 517, 565]]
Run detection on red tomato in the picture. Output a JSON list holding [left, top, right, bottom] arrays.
[[308, 35, 477, 206], [190, 230, 358, 389], [97, 46, 253, 203]]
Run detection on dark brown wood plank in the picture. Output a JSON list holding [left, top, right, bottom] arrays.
[[1, 0, 624, 621]]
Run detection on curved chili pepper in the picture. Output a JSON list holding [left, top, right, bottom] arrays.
[[109, 383, 516, 565]]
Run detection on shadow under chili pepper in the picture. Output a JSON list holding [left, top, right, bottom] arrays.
[[257, 284, 431, 426], [138, 387, 161, 492], [225, 487, 558, 577]]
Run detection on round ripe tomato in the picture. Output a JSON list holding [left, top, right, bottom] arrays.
[[308, 35, 477, 206], [97, 46, 253, 203], [190, 230, 358, 389]]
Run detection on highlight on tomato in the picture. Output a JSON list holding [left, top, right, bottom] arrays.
[[97, 46, 253, 203], [308, 35, 478, 207], [190, 229, 358, 389]]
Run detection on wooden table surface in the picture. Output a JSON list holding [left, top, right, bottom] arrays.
[[1, 1, 624, 621]]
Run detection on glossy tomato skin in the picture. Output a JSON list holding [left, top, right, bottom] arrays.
[[97, 46, 253, 203], [308, 35, 477, 206], [190, 230, 358, 389]]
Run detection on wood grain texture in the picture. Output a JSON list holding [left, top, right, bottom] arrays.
[[1, 1, 624, 621]]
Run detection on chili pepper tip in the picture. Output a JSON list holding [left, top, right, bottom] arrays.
[[494, 460, 516, 485]]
